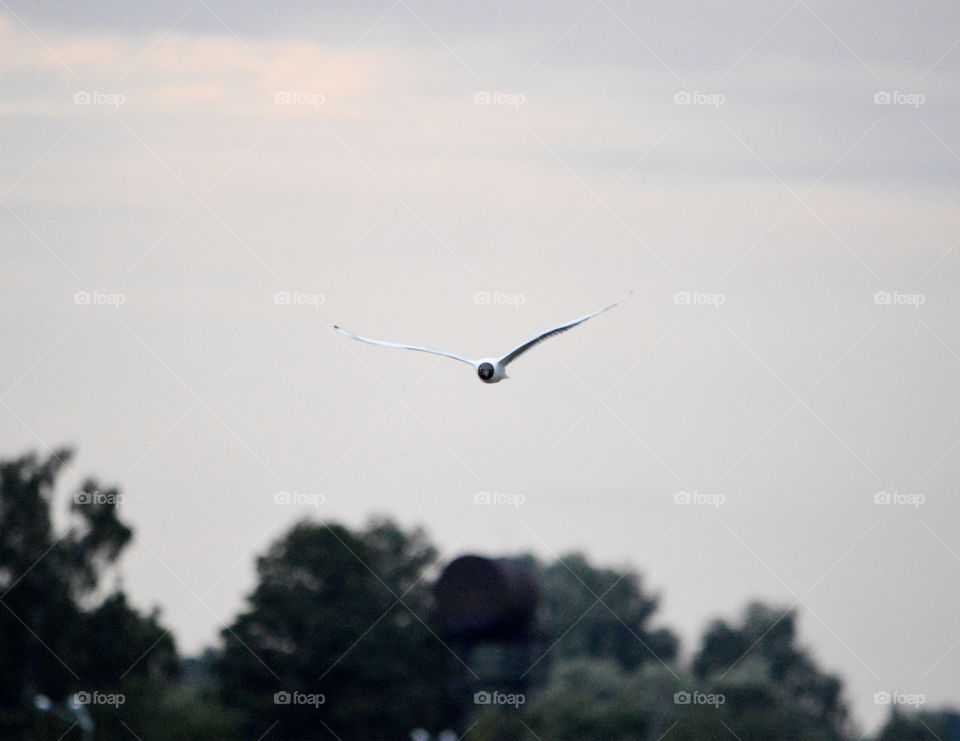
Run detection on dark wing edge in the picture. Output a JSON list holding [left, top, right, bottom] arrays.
[[497, 290, 633, 368]]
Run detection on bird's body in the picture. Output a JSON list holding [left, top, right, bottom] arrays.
[[335, 291, 631, 384], [475, 358, 507, 384]]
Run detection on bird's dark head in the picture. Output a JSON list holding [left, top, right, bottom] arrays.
[[477, 362, 496, 382]]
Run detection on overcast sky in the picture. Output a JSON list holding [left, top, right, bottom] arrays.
[[2, 0, 959, 733]]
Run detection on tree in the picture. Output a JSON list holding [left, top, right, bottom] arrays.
[[214, 517, 455, 740], [693, 602, 850, 740], [525, 658, 670, 740], [461, 552, 683, 741], [0, 449, 180, 739], [537, 553, 678, 672], [875, 707, 960, 741], [470, 656, 754, 741]]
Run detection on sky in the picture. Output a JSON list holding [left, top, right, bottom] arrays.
[[1, 0, 959, 733]]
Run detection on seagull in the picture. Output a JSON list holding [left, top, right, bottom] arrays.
[[335, 291, 632, 384]]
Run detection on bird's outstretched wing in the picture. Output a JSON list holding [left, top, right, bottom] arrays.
[[497, 291, 632, 368], [334, 326, 476, 366]]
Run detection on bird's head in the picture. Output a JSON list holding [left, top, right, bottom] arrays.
[[476, 360, 504, 384]]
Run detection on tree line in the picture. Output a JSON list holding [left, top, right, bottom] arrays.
[[0, 449, 953, 739]]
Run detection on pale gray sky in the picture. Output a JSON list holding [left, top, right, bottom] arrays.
[[1, 1, 959, 733]]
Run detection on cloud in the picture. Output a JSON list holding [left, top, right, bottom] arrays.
[[0, 15, 394, 119]]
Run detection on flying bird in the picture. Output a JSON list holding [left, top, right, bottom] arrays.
[[334, 291, 632, 384]]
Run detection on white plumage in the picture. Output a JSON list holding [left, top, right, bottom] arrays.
[[335, 291, 631, 384]]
